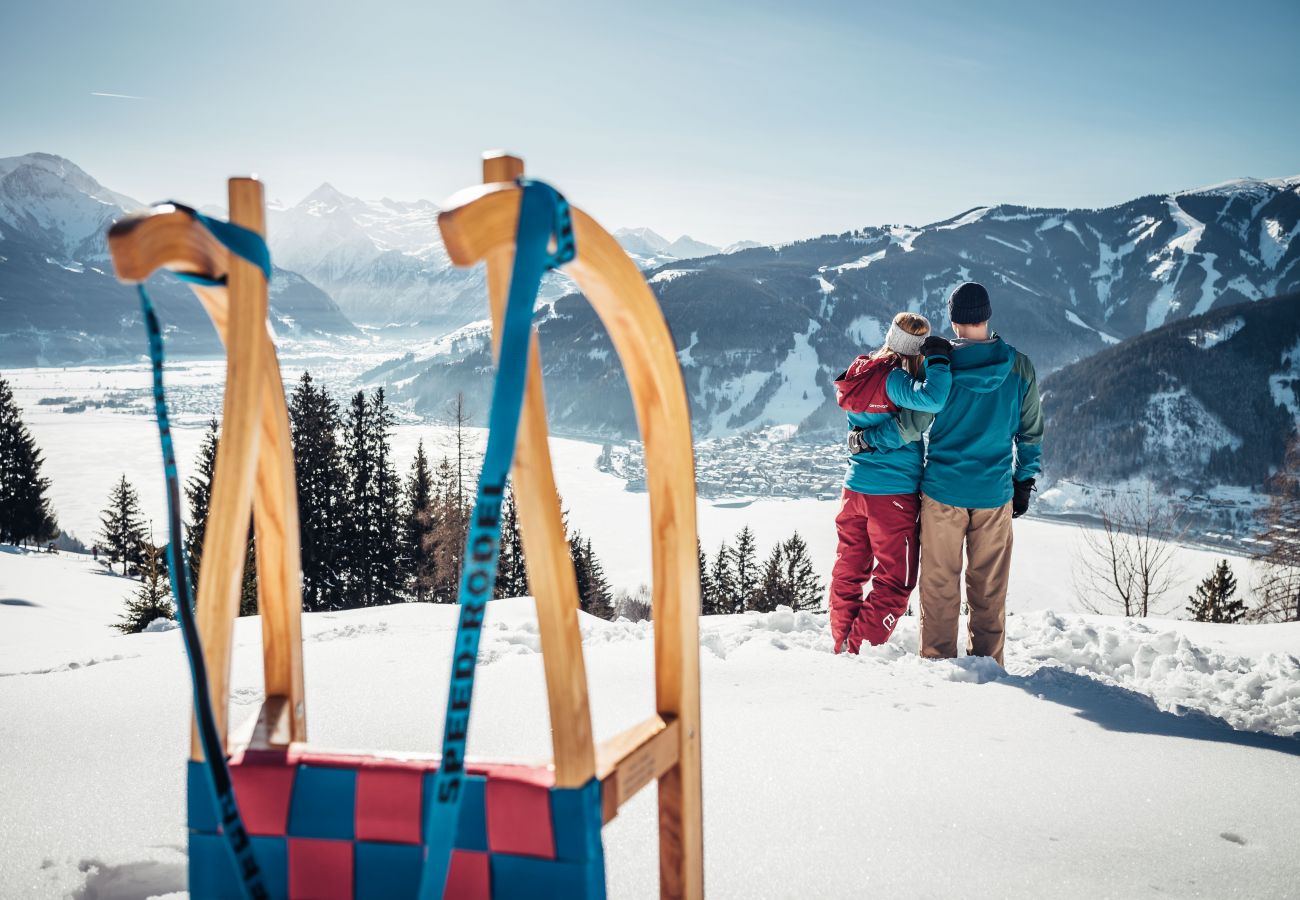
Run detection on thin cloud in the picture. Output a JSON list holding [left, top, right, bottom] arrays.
[[90, 91, 150, 101]]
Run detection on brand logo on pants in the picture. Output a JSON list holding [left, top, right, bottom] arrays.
[[882, 613, 896, 631]]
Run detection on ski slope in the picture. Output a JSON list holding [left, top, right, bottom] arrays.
[[1, 548, 1298, 899]]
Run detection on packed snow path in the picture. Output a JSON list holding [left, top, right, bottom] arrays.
[[2, 549, 1298, 899]]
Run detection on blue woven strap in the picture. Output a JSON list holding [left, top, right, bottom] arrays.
[[418, 180, 575, 899], [137, 204, 274, 900]]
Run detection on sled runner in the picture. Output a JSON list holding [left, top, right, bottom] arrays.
[[106, 155, 703, 899]]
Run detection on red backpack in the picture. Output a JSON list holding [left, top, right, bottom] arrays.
[[833, 354, 899, 414]]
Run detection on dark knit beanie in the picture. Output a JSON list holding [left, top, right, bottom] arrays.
[[949, 281, 991, 325]]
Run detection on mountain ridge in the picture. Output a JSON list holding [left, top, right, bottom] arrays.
[[382, 174, 1300, 449], [0, 153, 357, 365]]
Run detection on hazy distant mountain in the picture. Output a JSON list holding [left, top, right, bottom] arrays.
[[266, 184, 487, 331], [612, 227, 752, 269], [382, 176, 1300, 441], [0, 153, 356, 365]]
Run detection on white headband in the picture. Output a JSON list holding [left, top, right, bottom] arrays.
[[885, 320, 929, 356]]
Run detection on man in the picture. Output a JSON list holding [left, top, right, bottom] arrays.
[[917, 282, 1041, 664], [847, 283, 1042, 663]]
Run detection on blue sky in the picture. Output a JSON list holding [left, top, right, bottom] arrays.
[[2, 0, 1297, 244]]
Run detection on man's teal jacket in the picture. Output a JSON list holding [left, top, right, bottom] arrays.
[[862, 335, 1042, 509]]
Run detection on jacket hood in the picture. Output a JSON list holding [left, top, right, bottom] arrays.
[[833, 354, 899, 413], [950, 336, 1014, 394]]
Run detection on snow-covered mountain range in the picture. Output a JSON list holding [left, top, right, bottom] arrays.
[[378, 176, 1300, 442], [265, 189, 755, 329], [0, 154, 356, 365]]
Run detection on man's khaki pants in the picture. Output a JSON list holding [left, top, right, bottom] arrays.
[[918, 495, 1013, 665]]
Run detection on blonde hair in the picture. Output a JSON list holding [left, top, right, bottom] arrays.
[[871, 312, 930, 377]]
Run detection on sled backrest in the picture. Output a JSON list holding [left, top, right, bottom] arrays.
[[439, 153, 703, 898], [107, 178, 308, 759], [108, 162, 704, 899]]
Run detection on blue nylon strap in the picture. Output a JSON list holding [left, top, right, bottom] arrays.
[[137, 206, 274, 900], [164, 201, 273, 282], [417, 180, 575, 900]]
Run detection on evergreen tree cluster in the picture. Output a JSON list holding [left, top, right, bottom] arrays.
[[98, 372, 624, 623], [0, 376, 59, 546], [700, 525, 822, 615]]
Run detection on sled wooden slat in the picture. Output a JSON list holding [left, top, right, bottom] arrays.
[[248, 693, 294, 749], [107, 178, 308, 760], [440, 155, 704, 899], [228, 180, 308, 756], [480, 153, 597, 789], [597, 715, 680, 823], [106, 206, 230, 283]]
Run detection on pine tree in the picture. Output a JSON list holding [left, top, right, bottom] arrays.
[[0, 375, 59, 547], [403, 440, 437, 602], [495, 486, 529, 599], [451, 393, 471, 516], [185, 420, 219, 587], [706, 542, 736, 616], [115, 542, 175, 634], [289, 373, 349, 611], [1187, 559, 1246, 624], [339, 388, 404, 607], [186, 420, 258, 616], [430, 455, 469, 602], [754, 543, 788, 613], [585, 538, 614, 620], [733, 526, 759, 612], [696, 539, 714, 615], [341, 390, 371, 606], [570, 532, 614, 620], [368, 388, 403, 604], [99, 475, 145, 575], [783, 531, 823, 612]]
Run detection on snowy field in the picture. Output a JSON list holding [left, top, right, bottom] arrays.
[[2, 363, 1252, 616], [1, 548, 1299, 899]]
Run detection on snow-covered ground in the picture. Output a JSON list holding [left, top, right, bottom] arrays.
[[2, 548, 1298, 898]]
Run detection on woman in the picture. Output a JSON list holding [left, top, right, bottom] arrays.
[[829, 312, 951, 654]]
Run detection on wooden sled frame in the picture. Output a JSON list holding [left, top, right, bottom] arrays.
[[440, 153, 703, 898], [108, 178, 308, 758], [106, 157, 704, 899]]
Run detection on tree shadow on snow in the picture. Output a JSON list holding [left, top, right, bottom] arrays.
[[1003, 665, 1300, 758]]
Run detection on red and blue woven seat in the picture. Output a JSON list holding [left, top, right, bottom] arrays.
[[188, 749, 606, 899]]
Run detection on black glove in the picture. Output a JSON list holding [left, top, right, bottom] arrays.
[[1012, 477, 1035, 518], [921, 336, 953, 360], [848, 427, 875, 455]]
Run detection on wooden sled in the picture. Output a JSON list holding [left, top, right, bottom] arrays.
[[105, 157, 703, 898]]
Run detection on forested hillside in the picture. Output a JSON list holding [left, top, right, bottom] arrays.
[[1042, 292, 1300, 489]]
